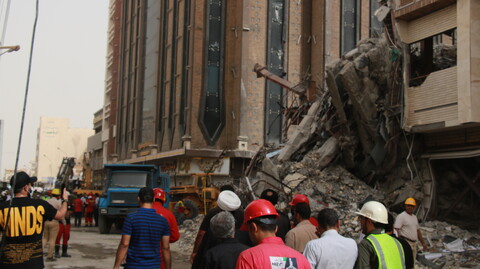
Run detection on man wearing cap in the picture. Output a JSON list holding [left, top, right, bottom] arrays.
[[285, 202, 318, 253], [43, 188, 63, 261], [0, 172, 69, 269], [191, 189, 244, 269], [355, 201, 406, 269], [289, 194, 319, 227], [203, 211, 249, 269], [236, 199, 310, 269], [260, 189, 291, 241], [394, 197, 428, 263]]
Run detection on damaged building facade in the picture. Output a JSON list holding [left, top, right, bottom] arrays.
[[101, 0, 382, 185], [396, 0, 480, 228]]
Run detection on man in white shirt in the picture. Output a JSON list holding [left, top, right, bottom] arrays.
[[303, 208, 357, 269], [394, 197, 428, 263]]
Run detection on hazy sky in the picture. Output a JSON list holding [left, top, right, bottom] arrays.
[[0, 0, 109, 177]]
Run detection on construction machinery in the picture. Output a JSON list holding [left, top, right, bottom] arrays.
[[168, 173, 220, 224]]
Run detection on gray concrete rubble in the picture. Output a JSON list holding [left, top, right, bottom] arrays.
[[237, 38, 478, 268]]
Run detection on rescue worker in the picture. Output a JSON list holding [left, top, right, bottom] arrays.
[[73, 194, 83, 227], [85, 195, 95, 226], [43, 188, 62, 261], [387, 213, 413, 269], [285, 202, 318, 253], [289, 194, 319, 227], [394, 197, 428, 264], [235, 199, 310, 269], [355, 201, 406, 269], [55, 198, 73, 258], [153, 188, 179, 269]]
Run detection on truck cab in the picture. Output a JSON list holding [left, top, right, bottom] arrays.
[[98, 164, 170, 234]]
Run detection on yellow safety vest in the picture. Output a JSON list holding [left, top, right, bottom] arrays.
[[366, 233, 406, 269]]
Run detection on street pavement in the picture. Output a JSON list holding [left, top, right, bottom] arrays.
[[44, 225, 190, 269]]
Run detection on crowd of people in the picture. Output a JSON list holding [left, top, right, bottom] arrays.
[[0, 171, 427, 269]]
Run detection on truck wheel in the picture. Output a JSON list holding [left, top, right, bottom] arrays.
[[174, 199, 199, 224], [99, 215, 112, 234]]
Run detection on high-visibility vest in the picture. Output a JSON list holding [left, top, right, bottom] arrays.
[[366, 233, 406, 269]]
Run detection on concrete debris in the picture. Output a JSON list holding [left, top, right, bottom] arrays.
[[434, 44, 456, 71], [176, 215, 203, 255]]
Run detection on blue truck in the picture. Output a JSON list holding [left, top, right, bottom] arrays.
[[98, 164, 170, 234]]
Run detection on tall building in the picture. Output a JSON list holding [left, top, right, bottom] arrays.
[[35, 117, 94, 187], [103, 1, 381, 184]]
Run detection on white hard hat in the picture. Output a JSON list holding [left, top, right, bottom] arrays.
[[217, 190, 241, 211], [356, 201, 388, 224]]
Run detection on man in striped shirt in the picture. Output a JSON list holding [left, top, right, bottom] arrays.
[[114, 187, 171, 269]]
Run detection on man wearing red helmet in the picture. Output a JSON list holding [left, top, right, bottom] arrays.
[[152, 188, 179, 243], [289, 194, 319, 227], [152, 188, 179, 269], [236, 199, 310, 269]]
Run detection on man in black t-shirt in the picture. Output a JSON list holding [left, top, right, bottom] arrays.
[[0, 172, 69, 269]]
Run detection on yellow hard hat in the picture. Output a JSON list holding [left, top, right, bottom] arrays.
[[405, 197, 416, 206], [52, 188, 61, 196]]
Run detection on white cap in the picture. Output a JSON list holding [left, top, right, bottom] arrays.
[[217, 190, 241, 211]]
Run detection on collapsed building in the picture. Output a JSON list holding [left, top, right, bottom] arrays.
[[93, 0, 480, 267]]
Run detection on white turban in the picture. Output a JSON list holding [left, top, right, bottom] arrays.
[[217, 190, 241, 211]]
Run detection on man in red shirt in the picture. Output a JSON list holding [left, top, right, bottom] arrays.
[[235, 199, 310, 269], [152, 188, 179, 269], [85, 195, 95, 227]]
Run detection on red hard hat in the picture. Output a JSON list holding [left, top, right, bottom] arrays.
[[240, 199, 279, 231], [153, 188, 166, 203], [289, 194, 310, 206]]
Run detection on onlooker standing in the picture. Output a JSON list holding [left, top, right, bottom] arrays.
[[260, 189, 291, 241], [73, 194, 83, 227], [303, 208, 358, 269], [0, 172, 69, 268], [94, 193, 100, 227], [203, 211, 249, 269], [113, 187, 171, 269], [235, 199, 310, 269], [394, 197, 428, 263], [355, 201, 405, 269], [192, 190, 245, 269], [43, 188, 62, 261], [285, 202, 318, 253]]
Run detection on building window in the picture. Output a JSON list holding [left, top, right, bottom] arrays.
[[168, 0, 180, 147], [409, 29, 457, 86], [140, 0, 160, 143], [341, 0, 360, 55], [369, 0, 383, 37], [199, 0, 225, 145], [158, 0, 170, 148], [179, 0, 192, 136], [265, 0, 285, 144]]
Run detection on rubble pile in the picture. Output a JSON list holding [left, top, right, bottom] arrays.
[[176, 216, 203, 255], [434, 44, 457, 71]]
